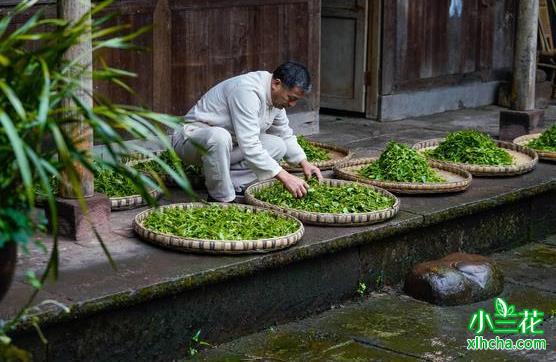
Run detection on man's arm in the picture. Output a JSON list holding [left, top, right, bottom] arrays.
[[267, 109, 306, 165], [268, 109, 323, 182]]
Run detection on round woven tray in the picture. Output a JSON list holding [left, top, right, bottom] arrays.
[[110, 188, 161, 211], [412, 139, 538, 176], [513, 133, 556, 161], [332, 157, 472, 194], [244, 178, 399, 226], [133, 202, 304, 254], [36, 185, 161, 211], [283, 141, 353, 171]]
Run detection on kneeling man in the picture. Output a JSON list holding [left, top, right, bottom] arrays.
[[172, 61, 322, 202]]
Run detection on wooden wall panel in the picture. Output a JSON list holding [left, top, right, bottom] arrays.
[[382, 0, 516, 94], [0, 0, 319, 121], [168, 0, 319, 116]]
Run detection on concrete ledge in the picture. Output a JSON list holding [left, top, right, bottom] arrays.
[[379, 81, 500, 121], [9, 164, 556, 361], [288, 110, 319, 135]]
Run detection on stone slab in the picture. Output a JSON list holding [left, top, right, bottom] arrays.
[[492, 242, 556, 292], [2, 106, 555, 361], [52, 193, 111, 241], [499, 109, 545, 141], [198, 281, 556, 361], [379, 81, 501, 122]]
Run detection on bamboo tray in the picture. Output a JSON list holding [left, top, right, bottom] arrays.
[[133, 203, 304, 254], [36, 183, 161, 211], [283, 141, 353, 171], [412, 139, 538, 176], [513, 133, 556, 161], [244, 178, 399, 226], [333, 157, 472, 194], [109, 189, 161, 210]]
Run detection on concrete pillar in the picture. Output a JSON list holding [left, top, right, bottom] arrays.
[[55, 0, 110, 241], [500, 0, 544, 141], [511, 0, 539, 111], [58, 0, 94, 198]]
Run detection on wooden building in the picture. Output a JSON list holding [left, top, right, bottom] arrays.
[[1, 0, 519, 128], [321, 0, 517, 121]]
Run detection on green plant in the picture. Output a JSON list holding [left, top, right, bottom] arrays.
[[527, 124, 556, 152], [359, 141, 445, 183], [143, 205, 300, 240], [0, 0, 191, 353], [297, 135, 331, 162], [425, 130, 513, 165], [254, 178, 395, 213], [133, 150, 202, 179], [94, 163, 142, 197], [187, 330, 210, 357], [357, 282, 367, 296], [36, 162, 153, 199]]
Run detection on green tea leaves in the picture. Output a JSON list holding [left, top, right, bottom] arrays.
[[254, 179, 395, 213], [359, 141, 445, 183], [426, 130, 512, 166], [527, 124, 556, 152], [297, 136, 331, 162], [143, 206, 299, 240]]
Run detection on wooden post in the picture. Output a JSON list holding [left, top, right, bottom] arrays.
[[511, 0, 539, 111], [58, 0, 94, 198]]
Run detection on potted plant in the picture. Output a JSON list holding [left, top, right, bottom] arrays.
[[0, 0, 189, 331]]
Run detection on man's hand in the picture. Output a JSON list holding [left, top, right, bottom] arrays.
[[300, 159, 323, 182], [275, 170, 309, 198]]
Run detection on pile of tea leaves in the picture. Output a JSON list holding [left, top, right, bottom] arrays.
[[94, 164, 141, 197], [359, 141, 445, 183], [142, 205, 299, 240], [254, 178, 394, 214], [425, 130, 513, 165], [133, 150, 202, 177], [527, 124, 556, 152], [36, 164, 142, 199], [297, 136, 331, 162]]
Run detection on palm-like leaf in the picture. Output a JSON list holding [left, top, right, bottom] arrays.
[[0, 1, 191, 254]]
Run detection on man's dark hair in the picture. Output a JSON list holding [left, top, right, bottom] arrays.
[[272, 61, 311, 93]]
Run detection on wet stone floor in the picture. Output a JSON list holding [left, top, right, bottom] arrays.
[[191, 235, 556, 361]]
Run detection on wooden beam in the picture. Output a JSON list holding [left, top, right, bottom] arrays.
[[58, 0, 94, 198], [511, 0, 539, 111]]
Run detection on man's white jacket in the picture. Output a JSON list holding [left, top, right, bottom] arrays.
[[181, 70, 307, 180]]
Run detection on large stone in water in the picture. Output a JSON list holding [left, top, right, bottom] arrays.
[[404, 253, 504, 306]]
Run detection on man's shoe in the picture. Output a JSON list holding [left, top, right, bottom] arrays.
[[206, 195, 240, 203]]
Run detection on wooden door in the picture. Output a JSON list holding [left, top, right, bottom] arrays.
[[320, 0, 367, 112]]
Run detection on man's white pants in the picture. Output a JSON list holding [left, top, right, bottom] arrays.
[[172, 127, 286, 202]]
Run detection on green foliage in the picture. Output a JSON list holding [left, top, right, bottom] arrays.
[[357, 282, 367, 297], [187, 329, 210, 357], [0, 0, 192, 352], [0, 0, 190, 251], [359, 141, 445, 183], [94, 163, 140, 197], [527, 124, 556, 152], [254, 178, 395, 214], [297, 136, 331, 162], [0, 208, 34, 249], [143, 205, 300, 240], [134, 150, 202, 178], [425, 130, 513, 165]]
